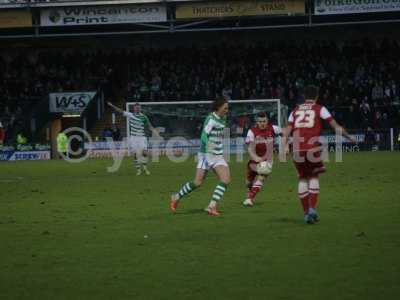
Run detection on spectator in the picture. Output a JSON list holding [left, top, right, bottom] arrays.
[[0, 121, 5, 147], [102, 127, 113, 140], [373, 111, 382, 129], [16, 132, 27, 147], [57, 131, 68, 159], [112, 125, 121, 141], [364, 127, 376, 151], [381, 112, 391, 129], [237, 115, 251, 136], [360, 99, 372, 128]]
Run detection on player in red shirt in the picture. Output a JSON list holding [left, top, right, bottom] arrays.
[[282, 85, 356, 224], [243, 112, 281, 206]]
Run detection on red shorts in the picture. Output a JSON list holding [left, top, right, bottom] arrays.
[[246, 161, 257, 183], [293, 151, 326, 179]]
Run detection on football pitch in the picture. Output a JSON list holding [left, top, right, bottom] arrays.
[[0, 152, 399, 300]]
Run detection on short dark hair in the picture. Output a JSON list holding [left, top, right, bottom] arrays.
[[212, 97, 228, 112], [304, 85, 319, 100], [257, 112, 267, 119]]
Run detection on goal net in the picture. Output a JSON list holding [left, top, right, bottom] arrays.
[[126, 99, 288, 155]]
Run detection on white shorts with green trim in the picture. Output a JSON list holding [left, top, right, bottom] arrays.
[[128, 136, 148, 153], [197, 153, 228, 170]]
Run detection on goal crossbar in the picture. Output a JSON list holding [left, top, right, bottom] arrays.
[[128, 99, 281, 106], [126, 98, 282, 130]]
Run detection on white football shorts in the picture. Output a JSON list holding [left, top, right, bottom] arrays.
[[196, 152, 228, 170], [128, 136, 148, 153]]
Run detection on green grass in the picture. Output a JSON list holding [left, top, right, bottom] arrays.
[[0, 152, 399, 300]]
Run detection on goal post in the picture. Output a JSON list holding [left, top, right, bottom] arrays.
[[125, 99, 288, 155], [126, 99, 286, 136]]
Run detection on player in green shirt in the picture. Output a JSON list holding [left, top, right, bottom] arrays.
[[108, 102, 159, 175], [170, 97, 231, 216]]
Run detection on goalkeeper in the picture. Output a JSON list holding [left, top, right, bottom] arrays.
[[107, 102, 160, 176], [243, 112, 281, 207]]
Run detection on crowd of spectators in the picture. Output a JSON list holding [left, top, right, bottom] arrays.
[[0, 37, 399, 144], [0, 49, 111, 143], [123, 38, 400, 130]]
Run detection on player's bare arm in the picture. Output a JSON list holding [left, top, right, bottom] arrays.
[[247, 141, 262, 162], [281, 125, 293, 155], [328, 119, 357, 143], [107, 102, 124, 114], [148, 123, 161, 138]]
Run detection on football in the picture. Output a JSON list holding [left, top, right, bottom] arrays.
[[256, 161, 273, 175]]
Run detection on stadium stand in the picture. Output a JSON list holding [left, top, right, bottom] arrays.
[[1, 36, 399, 143]]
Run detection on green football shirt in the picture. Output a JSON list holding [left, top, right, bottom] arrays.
[[123, 112, 150, 137], [200, 112, 226, 155]]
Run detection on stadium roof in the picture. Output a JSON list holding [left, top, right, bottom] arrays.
[[0, 0, 203, 8]]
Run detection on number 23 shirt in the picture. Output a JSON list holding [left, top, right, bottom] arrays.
[[288, 100, 333, 152]]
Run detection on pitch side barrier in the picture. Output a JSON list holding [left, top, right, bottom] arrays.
[[1, 128, 396, 162], [0, 144, 51, 161], [81, 127, 398, 160]]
